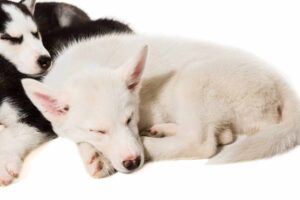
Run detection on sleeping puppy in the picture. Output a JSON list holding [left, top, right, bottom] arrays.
[[23, 33, 300, 178], [0, 0, 53, 186]]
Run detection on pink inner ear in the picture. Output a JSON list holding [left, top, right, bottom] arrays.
[[34, 92, 68, 116], [128, 59, 144, 90]]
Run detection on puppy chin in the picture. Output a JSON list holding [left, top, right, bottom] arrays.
[[20, 67, 45, 77]]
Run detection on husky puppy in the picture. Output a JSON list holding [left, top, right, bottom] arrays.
[[23, 34, 300, 177], [0, 0, 53, 186]]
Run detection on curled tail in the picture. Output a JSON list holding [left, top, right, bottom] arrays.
[[209, 83, 300, 164]]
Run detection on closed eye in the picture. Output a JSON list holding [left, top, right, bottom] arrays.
[[89, 129, 107, 135], [1, 34, 23, 44], [126, 113, 134, 125], [126, 117, 132, 125], [31, 31, 40, 39]]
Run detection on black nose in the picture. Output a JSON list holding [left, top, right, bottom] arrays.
[[122, 156, 141, 171], [37, 55, 51, 70]]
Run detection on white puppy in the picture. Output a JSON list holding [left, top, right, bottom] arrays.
[[23, 34, 300, 177]]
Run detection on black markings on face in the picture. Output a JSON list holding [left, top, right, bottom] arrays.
[[0, 4, 12, 32], [31, 31, 39, 39], [1, 33, 23, 44]]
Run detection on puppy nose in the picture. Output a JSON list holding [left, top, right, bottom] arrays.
[[122, 156, 141, 171], [37, 55, 52, 70]]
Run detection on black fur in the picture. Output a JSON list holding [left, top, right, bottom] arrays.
[[0, 4, 10, 32], [42, 18, 134, 57], [0, 55, 55, 137], [34, 2, 91, 36]]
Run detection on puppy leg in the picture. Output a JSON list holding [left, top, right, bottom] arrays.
[[142, 124, 218, 161], [0, 124, 48, 186], [78, 143, 115, 178], [141, 123, 178, 138]]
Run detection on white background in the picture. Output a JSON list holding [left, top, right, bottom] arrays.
[[1, 0, 300, 199]]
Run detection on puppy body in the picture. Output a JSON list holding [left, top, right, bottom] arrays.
[[23, 33, 300, 175]]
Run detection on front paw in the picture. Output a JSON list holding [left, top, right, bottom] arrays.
[[84, 152, 115, 178], [141, 127, 165, 138], [79, 143, 115, 178], [0, 155, 22, 186], [141, 123, 178, 138]]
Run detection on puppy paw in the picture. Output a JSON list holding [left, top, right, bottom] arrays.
[[141, 123, 178, 138], [85, 152, 115, 178], [141, 127, 165, 138], [79, 143, 115, 178], [0, 155, 22, 186]]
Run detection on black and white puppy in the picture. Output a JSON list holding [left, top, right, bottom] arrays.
[[0, 0, 53, 186], [0, 0, 133, 186]]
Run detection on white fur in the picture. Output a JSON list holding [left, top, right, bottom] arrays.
[[0, 100, 48, 186], [23, 34, 300, 175], [0, 4, 50, 75]]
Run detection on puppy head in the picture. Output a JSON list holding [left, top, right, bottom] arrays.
[[0, 0, 51, 76], [22, 46, 148, 173]]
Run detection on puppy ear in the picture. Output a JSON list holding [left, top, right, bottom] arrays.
[[20, 0, 36, 14], [22, 79, 69, 123], [117, 46, 148, 91]]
